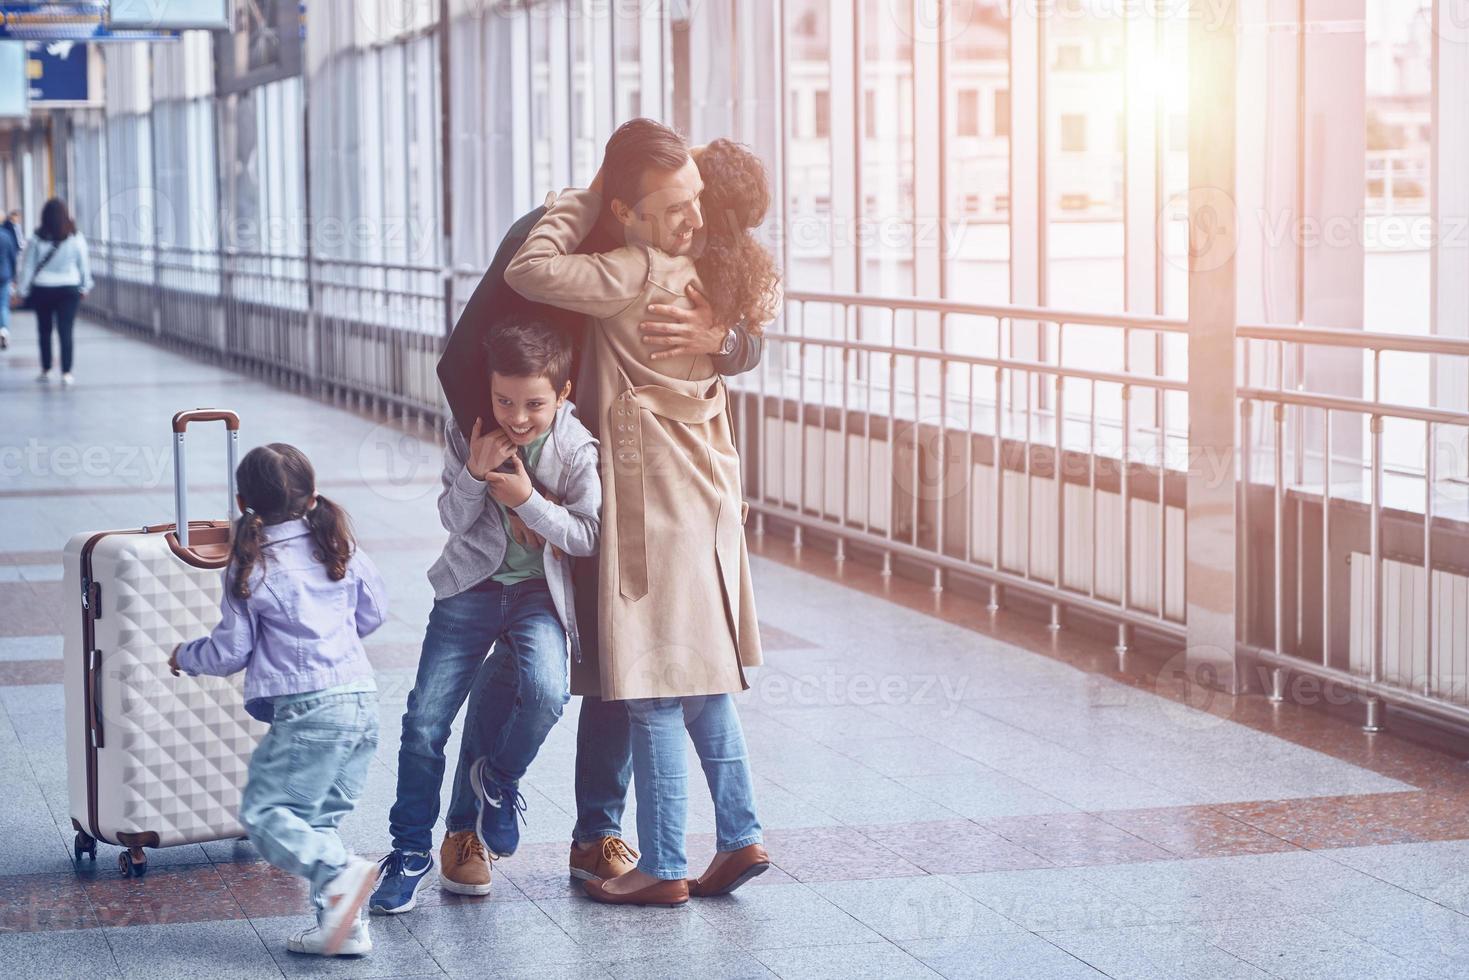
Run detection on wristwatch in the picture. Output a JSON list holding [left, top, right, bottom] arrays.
[[717, 327, 738, 357]]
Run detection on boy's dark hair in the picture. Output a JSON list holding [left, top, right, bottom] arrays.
[[602, 118, 689, 213], [484, 318, 574, 391]]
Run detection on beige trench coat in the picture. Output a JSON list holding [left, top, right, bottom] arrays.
[[504, 188, 762, 701]]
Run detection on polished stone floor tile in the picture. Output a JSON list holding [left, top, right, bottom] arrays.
[[981, 813, 1175, 868], [0, 873, 100, 933], [759, 826, 925, 883], [83, 865, 246, 928], [0, 925, 121, 979], [1095, 806, 1300, 860], [900, 932, 1109, 979], [1043, 921, 1273, 980], [853, 819, 1052, 876], [692, 882, 885, 950], [752, 941, 941, 979], [943, 866, 1152, 934], [103, 918, 281, 980]]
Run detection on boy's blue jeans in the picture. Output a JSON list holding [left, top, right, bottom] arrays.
[[239, 685, 380, 905], [626, 694, 763, 880], [388, 577, 626, 854]]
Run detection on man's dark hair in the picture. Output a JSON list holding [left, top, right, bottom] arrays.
[[484, 318, 574, 391], [602, 118, 689, 212]]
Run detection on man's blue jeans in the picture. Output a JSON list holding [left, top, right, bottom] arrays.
[[390, 577, 601, 853], [240, 685, 380, 905], [626, 694, 763, 880]]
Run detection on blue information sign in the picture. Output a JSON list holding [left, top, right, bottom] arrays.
[[26, 37, 89, 104]]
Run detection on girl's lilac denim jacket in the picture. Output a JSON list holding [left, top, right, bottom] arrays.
[[175, 518, 387, 721]]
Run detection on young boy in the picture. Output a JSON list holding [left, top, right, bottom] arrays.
[[371, 319, 601, 913]]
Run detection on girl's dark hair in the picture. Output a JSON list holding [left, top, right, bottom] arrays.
[[36, 198, 76, 242], [693, 140, 781, 333], [229, 443, 354, 599]]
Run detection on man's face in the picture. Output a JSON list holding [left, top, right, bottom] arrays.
[[612, 157, 704, 256], [491, 372, 567, 447]]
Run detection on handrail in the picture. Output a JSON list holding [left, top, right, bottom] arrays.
[[748, 331, 1189, 392], [1239, 323, 1469, 358], [783, 290, 1190, 333], [1238, 385, 1469, 427]]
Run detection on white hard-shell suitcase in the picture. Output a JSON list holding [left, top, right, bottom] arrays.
[[64, 408, 268, 877]]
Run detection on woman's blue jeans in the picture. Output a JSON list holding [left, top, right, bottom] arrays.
[[626, 694, 763, 880]]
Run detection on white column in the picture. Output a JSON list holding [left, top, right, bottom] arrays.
[[1186, 0, 1241, 691], [828, 0, 857, 294], [1301, 0, 1365, 466], [1435, 0, 1469, 477], [1009, 3, 1040, 308]]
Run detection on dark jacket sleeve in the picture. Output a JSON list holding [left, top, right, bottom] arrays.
[[437, 207, 585, 438], [712, 321, 764, 377]]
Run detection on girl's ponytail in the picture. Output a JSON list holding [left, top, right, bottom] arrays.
[[305, 493, 355, 582], [229, 508, 268, 599]]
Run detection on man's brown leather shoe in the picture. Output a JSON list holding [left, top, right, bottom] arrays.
[[569, 837, 638, 882], [688, 843, 771, 897], [583, 876, 689, 907]]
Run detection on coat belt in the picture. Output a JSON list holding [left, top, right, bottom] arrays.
[[610, 380, 727, 601]]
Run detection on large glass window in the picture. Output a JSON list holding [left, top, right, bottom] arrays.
[[860, 0, 913, 295], [1044, 2, 1125, 311], [784, 0, 834, 291], [945, 0, 1009, 305]]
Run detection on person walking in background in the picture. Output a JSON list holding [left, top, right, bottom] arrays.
[[16, 198, 93, 384], [0, 207, 18, 350]]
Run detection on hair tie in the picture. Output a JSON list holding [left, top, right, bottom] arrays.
[[243, 506, 256, 516]]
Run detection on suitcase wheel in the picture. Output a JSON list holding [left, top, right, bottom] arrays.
[[117, 847, 148, 878], [73, 831, 97, 864]]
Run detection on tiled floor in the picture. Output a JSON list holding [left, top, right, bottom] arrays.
[[4, 319, 1469, 978]]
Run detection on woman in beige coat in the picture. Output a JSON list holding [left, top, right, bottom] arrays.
[[505, 136, 780, 906]]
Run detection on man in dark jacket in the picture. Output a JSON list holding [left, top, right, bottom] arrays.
[[431, 132, 764, 888], [0, 209, 18, 348]]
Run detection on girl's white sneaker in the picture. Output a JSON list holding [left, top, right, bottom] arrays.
[[35, 371, 50, 383], [287, 918, 372, 957], [61, 372, 75, 386], [315, 856, 379, 955]]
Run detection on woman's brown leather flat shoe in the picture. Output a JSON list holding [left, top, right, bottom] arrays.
[[582, 876, 689, 907], [688, 844, 772, 897]]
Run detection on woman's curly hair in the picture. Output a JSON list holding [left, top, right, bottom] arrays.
[[694, 139, 781, 334]]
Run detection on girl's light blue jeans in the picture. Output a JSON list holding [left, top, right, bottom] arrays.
[[625, 694, 763, 880], [238, 685, 380, 906]]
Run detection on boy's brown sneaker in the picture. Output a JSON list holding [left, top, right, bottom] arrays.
[[569, 836, 638, 881], [440, 830, 494, 895]]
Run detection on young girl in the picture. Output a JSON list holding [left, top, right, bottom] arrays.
[[170, 443, 386, 957]]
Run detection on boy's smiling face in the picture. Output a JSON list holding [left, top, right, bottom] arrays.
[[491, 372, 569, 446]]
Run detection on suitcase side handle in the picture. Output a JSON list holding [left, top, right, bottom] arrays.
[[173, 408, 240, 550]]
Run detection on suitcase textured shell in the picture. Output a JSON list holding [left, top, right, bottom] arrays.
[[64, 528, 268, 848]]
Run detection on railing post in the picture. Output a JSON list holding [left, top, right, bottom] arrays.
[[1186, 0, 1242, 692]]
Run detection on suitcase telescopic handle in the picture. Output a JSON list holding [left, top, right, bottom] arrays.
[[171, 409, 240, 549]]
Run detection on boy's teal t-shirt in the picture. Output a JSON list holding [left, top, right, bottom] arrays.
[[491, 428, 550, 585]]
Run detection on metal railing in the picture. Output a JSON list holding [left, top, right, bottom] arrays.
[[1235, 322, 1469, 729], [732, 289, 1192, 650], [80, 253, 1469, 732], [84, 240, 448, 421]]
